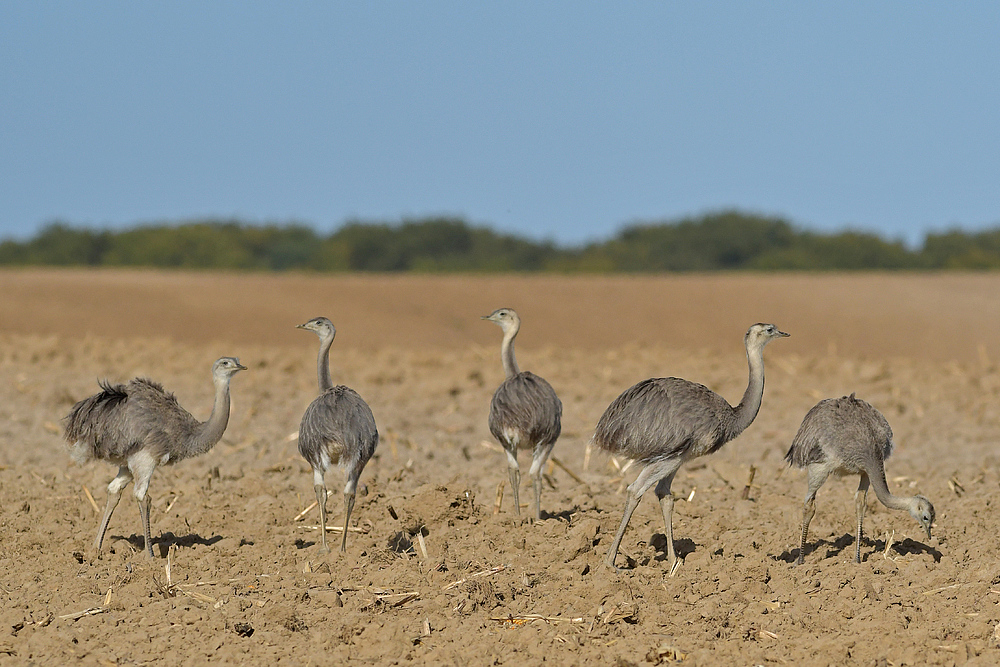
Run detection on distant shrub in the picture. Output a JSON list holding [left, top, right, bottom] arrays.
[[2, 212, 999, 271]]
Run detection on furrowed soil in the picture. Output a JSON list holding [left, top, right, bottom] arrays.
[[3, 268, 1000, 666]]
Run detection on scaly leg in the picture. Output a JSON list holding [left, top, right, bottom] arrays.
[[504, 447, 521, 516], [854, 473, 870, 563], [138, 494, 154, 558], [341, 492, 356, 552], [797, 465, 831, 565], [315, 483, 330, 554], [129, 451, 159, 559], [94, 466, 132, 555], [340, 469, 362, 552], [529, 443, 555, 521], [604, 458, 682, 569], [605, 490, 642, 570], [654, 471, 679, 575], [797, 496, 816, 566]]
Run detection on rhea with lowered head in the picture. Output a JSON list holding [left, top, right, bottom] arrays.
[[786, 393, 935, 564], [594, 323, 788, 573], [297, 317, 378, 553], [482, 308, 562, 521], [64, 357, 247, 558]]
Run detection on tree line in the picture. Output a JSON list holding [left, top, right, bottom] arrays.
[[1, 211, 999, 271]]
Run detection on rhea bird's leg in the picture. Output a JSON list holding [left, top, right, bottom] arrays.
[[605, 491, 640, 570], [653, 470, 679, 575], [137, 494, 153, 558], [528, 442, 555, 521], [313, 467, 329, 554], [604, 458, 682, 570], [797, 465, 830, 565], [129, 451, 159, 559], [797, 495, 816, 566], [855, 473, 870, 563], [94, 466, 132, 555], [504, 446, 521, 516], [341, 472, 359, 553]]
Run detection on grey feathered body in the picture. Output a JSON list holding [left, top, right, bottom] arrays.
[[594, 377, 743, 463], [488, 371, 562, 450], [785, 393, 934, 565], [299, 385, 379, 476], [64, 378, 202, 466], [785, 393, 893, 472]]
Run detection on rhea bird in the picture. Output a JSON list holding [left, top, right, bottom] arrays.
[[482, 308, 562, 521], [785, 393, 935, 565], [63, 357, 247, 558], [594, 323, 788, 572], [297, 317, 378, 553]]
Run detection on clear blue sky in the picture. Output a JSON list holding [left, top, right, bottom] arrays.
[[2, 3, 999, 247]]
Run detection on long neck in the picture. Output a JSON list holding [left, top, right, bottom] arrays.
[[867, 466, 913, 512], [500, 325, 520, 379], [189, 378, 232, 456], [317, 333, 334, 392], [728, 343, 766, 438]]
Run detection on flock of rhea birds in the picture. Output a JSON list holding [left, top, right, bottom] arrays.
[[62, 309, 936, 571]]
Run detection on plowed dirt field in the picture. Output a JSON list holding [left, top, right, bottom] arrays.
[[2, 269, 1000, 665]]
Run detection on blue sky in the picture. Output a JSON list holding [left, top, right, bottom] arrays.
[[2, 3, 999, 246]]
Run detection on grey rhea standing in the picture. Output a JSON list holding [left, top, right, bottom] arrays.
[[594, 323, 788, 573], [786, 393, 935, 564], [482, 308, 562, 521], [296, 317, 379, 553], [64, 357, 247, 558]]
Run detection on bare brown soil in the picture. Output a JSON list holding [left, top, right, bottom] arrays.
[[2, 268, 1000, 665]]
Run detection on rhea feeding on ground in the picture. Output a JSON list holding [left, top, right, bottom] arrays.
[[64, 357, 247, 558], [482, 308, 562, 521], [594, 323, 789, 572], [785, 393, 935, 565], [297, 317, 378, 553]]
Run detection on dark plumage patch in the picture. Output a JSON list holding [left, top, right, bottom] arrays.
[[63, 381, 130, 458]]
